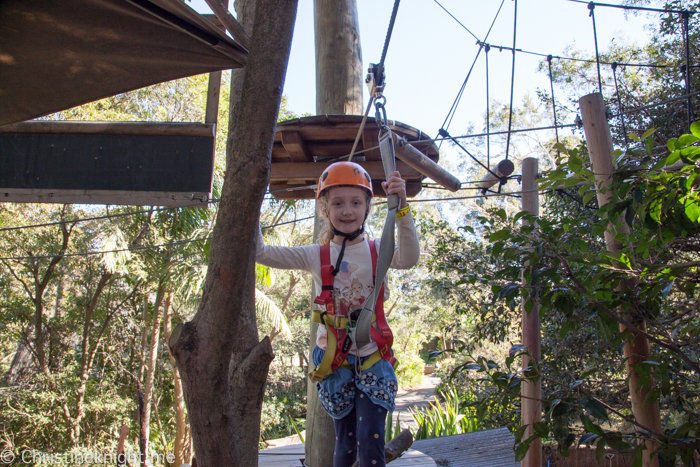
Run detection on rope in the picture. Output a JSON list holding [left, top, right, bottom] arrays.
[[424, 123, 579, 144], [547, 55, 561, 157], [432, 0, 479, 42], [438, 128, 502, 179], [504, 0, 518, 161], [1, 186, 551, 260], [611, 63, 629, 145], [486, 44, 491, 168], [612, 90, 700, 118], [567, 0, 694, 16], [437, 0, 505, 145], [0, 206, 179, 234], [348, 0, 400, 162], [347, 94, 375, 162], [480, 42, 695, 68], [0, 215, 317, 261], [439, 44, 484, 143], [379, 0, 401, 72], [588, 3, 603, 93]]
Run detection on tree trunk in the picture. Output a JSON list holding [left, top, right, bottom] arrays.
[[163, 293, 191, 467], [66, 271, 112, 443], [49, 273, 65, 371], [170, 1, 298, 466], [314, 0, 364, 115], [137, 380, 147, 467], [142, 282, 166, 455], [307, 1, 365, 465], [580, 92, 662, 467], [138, 295, 149, 382], [5, 324, 35, 384]]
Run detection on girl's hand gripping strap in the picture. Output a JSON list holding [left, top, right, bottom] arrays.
[[354, 117, 398, 349]]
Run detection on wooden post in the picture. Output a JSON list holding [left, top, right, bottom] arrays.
[[308, 2, 365, 465], [520, 157, 542, 467], [579, 92, 662, 467], [205, 71, 222, 125], [305, 203, 336, 467], [314, 0, 364, 116]]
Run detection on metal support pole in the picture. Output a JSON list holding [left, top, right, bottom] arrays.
[[579, 92, 662, 467], [520, 157, 541, 467]]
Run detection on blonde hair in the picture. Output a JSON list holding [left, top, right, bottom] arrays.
[[317, 188, 372, 245]]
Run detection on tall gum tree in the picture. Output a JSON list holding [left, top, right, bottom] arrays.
[[169, 0, 298, 466]]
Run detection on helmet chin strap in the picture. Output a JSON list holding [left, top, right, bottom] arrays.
[[330, 224, 364, 276]]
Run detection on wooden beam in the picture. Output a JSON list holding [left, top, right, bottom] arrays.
[[269, 161, 421, 182], [205, 71, 222, 125], [394, 134, 460, 192], [280, 131, 313, 162], [0, 121, 215, 137], [0, 188, 211, 207], [361, 127, 382, 160], [269, 181, 422, 200], [203, 0, 251, 50]]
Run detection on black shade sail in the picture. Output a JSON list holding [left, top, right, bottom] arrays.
[[0, 0, 248, 126]]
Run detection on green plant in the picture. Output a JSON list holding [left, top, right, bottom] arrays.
[[409, 389, 480, 440], [394, 349, 425, 388], [385, 410, 402, 443], [286, 414, 305, 444]]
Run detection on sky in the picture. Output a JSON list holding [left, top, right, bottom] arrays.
[[189, 0, 658, 171]]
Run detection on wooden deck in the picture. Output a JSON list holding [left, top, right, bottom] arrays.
[[259, 427, 517, 467], [258, 443, 435, 466], [412, 428, 519, 467]]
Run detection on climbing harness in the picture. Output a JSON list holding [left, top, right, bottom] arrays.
[[308, 94, 400, 383], [308, 240, 396, 382]]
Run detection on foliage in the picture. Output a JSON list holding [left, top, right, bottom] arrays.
[[427, 122, 700, 465], [385, 410, 402, 443], [409, 389, 480, 440]]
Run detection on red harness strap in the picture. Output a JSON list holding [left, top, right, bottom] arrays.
[[315, 240, 395, 373]]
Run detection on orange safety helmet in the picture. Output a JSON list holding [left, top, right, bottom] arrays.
[[317, 161, 373, 198]]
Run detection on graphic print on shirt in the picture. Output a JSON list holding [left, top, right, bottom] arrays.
[[332, 260, 374, 317]]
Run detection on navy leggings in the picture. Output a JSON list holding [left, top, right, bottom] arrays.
[[333, 387, 387, 467]]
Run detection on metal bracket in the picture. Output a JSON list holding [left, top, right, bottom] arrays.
[[365, 63, 386, 97]]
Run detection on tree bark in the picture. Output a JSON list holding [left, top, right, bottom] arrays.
[[138, 295, 149, 382], [5, 324, 35, 384], [66, 271, 113, 443], [314, 0, 364, 115], [580, 92, 662, 467], [163, 293, 191, 467], [30, 211, 72, 375], [308, 1, 365, 464], [170, 1, 298, 466], [142, 282, 166, 455]]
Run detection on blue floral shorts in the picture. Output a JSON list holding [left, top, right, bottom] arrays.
[[312, 346, 398, 420]]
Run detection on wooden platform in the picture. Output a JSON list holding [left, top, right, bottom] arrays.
[[412, 428, 519, 467], [258, 443, 436, 466], [270, 115, 439, 200], [259, 428, 517, 467]]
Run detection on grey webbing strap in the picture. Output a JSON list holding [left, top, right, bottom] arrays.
[[354, 128, 399, 348]]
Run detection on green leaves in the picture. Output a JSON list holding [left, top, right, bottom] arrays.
[[581, 396, 608, 421]]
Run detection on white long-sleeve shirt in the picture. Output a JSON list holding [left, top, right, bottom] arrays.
[[256, 213, 420, 356]]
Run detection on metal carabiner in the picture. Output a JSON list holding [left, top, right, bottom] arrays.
[[374, 96, 389, 131]]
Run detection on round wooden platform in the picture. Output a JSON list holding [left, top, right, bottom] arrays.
[[258, 444, 436, 467], [271, 115, 439, 200]]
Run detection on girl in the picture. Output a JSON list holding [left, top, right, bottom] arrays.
[[256, 161, 419, 467]]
